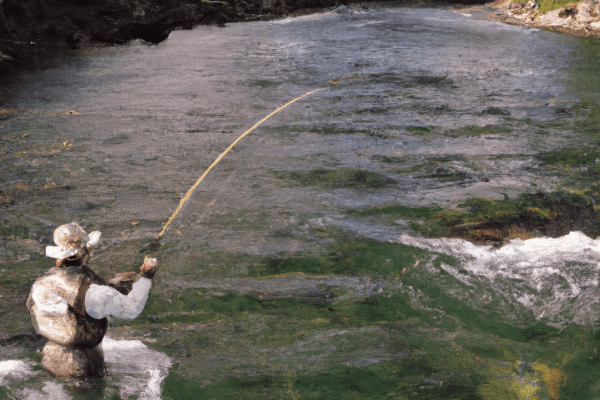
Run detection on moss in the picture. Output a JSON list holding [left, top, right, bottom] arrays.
[[272, 168, 397, 190]]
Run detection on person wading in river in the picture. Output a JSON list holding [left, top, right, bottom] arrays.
[[26, 222, 157, 378]]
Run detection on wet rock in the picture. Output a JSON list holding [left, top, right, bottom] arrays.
[[559, 3, 578, 18], [447, 192, 600, 245]]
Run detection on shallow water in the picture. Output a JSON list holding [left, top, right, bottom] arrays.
[[0, 4, 594, 398]]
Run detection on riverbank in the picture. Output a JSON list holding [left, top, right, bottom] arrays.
[[0, 0, 335, 74], [492, 0, 600, 37], [2, 0, 599, 76], [0, 0, 506, 75]]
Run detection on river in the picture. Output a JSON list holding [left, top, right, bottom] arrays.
[[0, 4, 597, 399]]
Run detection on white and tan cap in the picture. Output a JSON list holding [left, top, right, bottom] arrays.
[[46, 222, 101, 259]]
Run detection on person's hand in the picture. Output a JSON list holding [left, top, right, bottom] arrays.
[[140, 255, 158, 279]]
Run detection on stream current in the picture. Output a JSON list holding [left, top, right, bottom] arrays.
[[0, 4, 595, 398]]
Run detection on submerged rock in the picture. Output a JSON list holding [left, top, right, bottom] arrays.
[[444, 192, 600, 245]]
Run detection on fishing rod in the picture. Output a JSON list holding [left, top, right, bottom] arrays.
[[148, 87, 328, 250]]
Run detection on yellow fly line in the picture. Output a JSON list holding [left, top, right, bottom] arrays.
[[155, 87, 327, 240]]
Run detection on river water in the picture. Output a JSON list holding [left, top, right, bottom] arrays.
[[0, 4, 594, 398]]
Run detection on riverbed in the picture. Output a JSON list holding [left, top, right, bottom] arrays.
[[1, 4, 598, 399]]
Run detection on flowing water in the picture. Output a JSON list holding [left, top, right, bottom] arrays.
[[0, 4, 596, 398]]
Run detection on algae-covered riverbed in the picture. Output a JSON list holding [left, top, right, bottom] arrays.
[[2, 4, 600, 399]]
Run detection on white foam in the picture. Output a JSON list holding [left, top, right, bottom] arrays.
[[102, 337, 172, 400], [0, 360, 38, 386], [397, 232, 600, 325], [22, 382, 70, 400], [1, 338, 171, 399]]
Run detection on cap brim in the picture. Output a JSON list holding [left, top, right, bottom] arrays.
[[46, 246, 81, 259]]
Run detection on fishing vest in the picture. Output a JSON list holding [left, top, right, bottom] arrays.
[[26, 265, 108, 347]]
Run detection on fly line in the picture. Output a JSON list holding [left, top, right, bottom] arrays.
[[154, 87, 328, 242]]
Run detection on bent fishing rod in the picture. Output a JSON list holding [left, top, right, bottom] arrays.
[[149, 87, 328, 250]]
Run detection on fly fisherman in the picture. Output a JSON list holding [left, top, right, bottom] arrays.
[[26, 222, 158, 378]]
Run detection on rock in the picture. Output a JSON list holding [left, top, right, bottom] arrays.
[[525, 0, 539, 10], [559, 3, 578, 18], [579, 0, 600, 18], [497, 0, 600, 35]]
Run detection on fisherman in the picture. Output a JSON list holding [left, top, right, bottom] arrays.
[[26, 222, 157, 378]]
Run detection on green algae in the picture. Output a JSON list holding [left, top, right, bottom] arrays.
[[161, 333, 487, 399], [559, 328, 600, 399], [347, 191, 600, 243], [406, 126, 433, 136], [248, 80, 283, 88], [271, 168, 397, 190], [571, 37, 600, 103], [133, 233, 600, 399], [536, 146, 600, 180], [308, 126, 374, 136], [256, 239, 428, 280], [482, 107, 510, 116]]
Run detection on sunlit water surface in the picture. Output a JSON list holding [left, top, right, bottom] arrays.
[[0, 5, 590, 398]]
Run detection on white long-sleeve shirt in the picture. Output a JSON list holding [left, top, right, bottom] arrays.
[[85, 277, 152, 320]]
